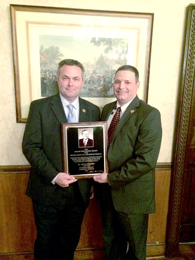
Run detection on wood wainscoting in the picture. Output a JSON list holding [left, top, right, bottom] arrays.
[[0, 164, 171, 260]]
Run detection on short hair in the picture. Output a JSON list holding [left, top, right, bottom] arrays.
[[57, 59, 85, 79], [115, 65, 139, 82], [81, 129, 89, 135]]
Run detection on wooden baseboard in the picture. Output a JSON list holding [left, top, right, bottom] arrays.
[[0, 248, 106, 260], [146, 244, 166, 257], [0, 252, 34, 260], [0, 247, 166, 260], [75, 248, 106, 259], [0, 163, 172, 173]]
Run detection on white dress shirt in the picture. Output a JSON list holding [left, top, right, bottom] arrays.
[[59, 93, 79, 122], [51, 94, 80, 184]]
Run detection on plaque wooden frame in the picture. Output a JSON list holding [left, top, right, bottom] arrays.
[[62, 121, 107, 179]]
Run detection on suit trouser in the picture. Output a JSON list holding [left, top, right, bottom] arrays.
[[99, 184, 148, 260], [32, 183, 86, 260], [117, 212, 148, 260]]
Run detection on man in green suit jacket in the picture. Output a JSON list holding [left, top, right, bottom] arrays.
[[22, 59, 100, 260], [94, 65, 162, 260]]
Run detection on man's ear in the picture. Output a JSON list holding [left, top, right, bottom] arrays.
[[136, 81, 140, 90]]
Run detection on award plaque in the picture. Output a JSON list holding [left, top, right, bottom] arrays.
[[62, 121, 108, 179]]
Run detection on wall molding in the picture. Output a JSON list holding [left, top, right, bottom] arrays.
[[0, 163, 172, 173]]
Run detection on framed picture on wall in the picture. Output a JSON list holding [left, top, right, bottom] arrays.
[[10, 4, 154, 123]]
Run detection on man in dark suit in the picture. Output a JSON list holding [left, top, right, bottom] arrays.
[[79, 129, 93, 147], [94, 65, 162, 260], [22, 59, 100, 260]]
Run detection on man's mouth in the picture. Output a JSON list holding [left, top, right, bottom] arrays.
[[66, 87, 75, 91], [116, 90, 128, 94]]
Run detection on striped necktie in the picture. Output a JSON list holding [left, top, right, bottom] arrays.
[[67, 104, 76, 123], [108, 107, 121, 148]]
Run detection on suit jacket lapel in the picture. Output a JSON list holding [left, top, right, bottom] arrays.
[[79, 98, 91, 122], [101, 102, 116, 121], [50, 94, 67, 124], [111, 96, 139, 140], [50, 96, 92, 124]]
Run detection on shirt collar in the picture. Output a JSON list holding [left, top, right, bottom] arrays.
[[116, 99, 133, 114], [59, 94, 79, 109]]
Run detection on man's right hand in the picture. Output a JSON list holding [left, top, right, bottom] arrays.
[[55, 172, 77, 188]]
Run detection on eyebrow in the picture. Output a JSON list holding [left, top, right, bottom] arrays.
[[62, 75, 80, 79], [114, 79, 131, 82]]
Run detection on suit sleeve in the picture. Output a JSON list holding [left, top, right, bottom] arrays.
[[22, 102, 59, 183], [108, 108, 162, 188]]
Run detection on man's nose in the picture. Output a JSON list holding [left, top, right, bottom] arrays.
[[119, 81, 125, 89], [68, 79, 74, 86]]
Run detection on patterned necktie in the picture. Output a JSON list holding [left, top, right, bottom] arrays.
[[108, 107, 121, 147], [67, 104, 76, 123]]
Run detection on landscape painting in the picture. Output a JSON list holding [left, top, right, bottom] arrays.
[[10, 5, 153, 122], [39, 34, 129, 99]]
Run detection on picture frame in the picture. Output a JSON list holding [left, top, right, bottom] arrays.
[[10, 4, 154, 123], [62, 121, 107, 179]]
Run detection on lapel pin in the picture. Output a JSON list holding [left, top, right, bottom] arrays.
[[130, 110, 135, 114], [82, 109, 86, 113]]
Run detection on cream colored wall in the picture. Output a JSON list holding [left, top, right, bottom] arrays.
[[0, 0, 192, 165]]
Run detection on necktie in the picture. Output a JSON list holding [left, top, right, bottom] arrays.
[[108, 107, 121, 147], [67, 104, 76, 123]]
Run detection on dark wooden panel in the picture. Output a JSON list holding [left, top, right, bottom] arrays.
[[179, 86, 195, 242], [0, 164, 171, 259], [0, 167, 105, 258], [0, 172, 36, 253], [148, 168, 171, 244], [166, 5, 195, 257], [181, 167, 195, 224], [180, 225, 195, 242]]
